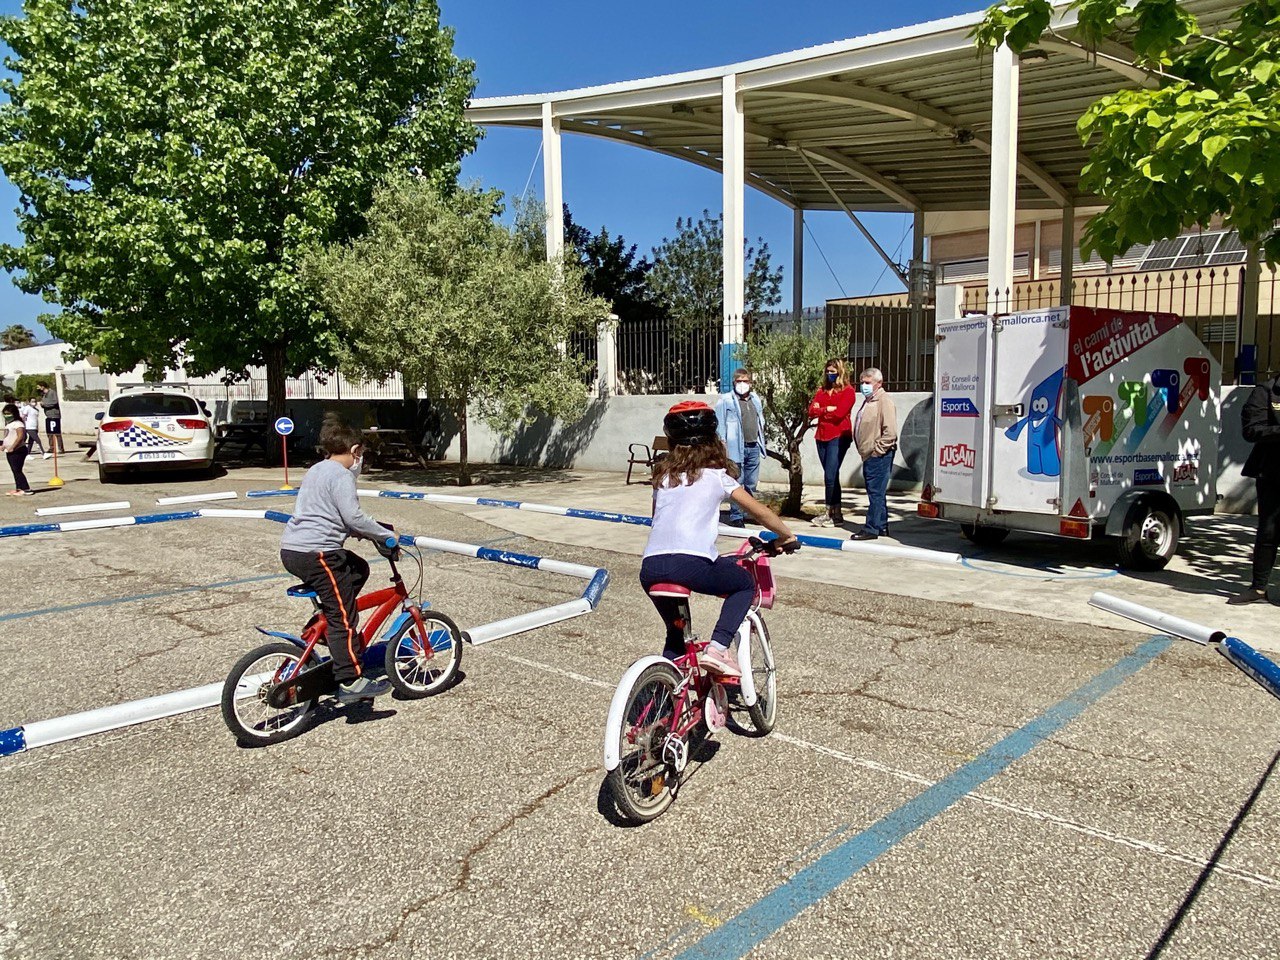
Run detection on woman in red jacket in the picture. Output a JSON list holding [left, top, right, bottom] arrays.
[[807, 358, 856, 526]]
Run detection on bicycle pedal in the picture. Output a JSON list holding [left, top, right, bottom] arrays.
[[704, 685, 729, 734]]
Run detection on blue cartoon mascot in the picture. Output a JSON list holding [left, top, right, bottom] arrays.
[[1004, 367, 1064, 477]]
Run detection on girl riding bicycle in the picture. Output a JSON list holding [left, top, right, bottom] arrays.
[[641, 401, 799, 675]]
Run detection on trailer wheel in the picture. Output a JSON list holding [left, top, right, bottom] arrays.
[[1115, 499, 1179, 571], [959, 523, 1010, 548]]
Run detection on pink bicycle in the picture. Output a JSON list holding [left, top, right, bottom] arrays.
[[602, 536, 794, 823]]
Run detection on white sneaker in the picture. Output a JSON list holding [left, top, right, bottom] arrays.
[[42, 453, 52, 460], [700, 644, 742, 679], [810, 513, 832, 527]]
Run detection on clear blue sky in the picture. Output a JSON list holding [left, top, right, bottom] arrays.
[[0, 0, 984, 340]]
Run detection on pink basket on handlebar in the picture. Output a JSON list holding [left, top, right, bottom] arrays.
[[735, 541, 776, 609]]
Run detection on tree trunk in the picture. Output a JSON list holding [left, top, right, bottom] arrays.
[[783, 440, 804, 516], [265, 342, 287, 419], [457, 398, 471, 486]]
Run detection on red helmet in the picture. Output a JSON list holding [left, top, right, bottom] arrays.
[[663, 400, 718, 445]]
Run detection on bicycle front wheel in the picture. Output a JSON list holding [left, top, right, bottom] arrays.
[[608, 662, 681, 824], [741, 614, 777, 735], [221, 642, 316, 746], [384, 608, 463, 698]]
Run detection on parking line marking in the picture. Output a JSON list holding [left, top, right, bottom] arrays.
[[671, 637, 1174, 960], [0, 572, 289, 623]]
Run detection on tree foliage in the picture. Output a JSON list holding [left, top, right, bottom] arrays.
[[563, 207, 666, 325], [0, 324, 36, 349], [306, 177, 610, 484], [0, 0, 477, 410], [741, 321, 850, 515], [647, 211, 783, 328], [974, 0, 1280, 264]]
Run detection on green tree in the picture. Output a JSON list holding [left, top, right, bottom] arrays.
[[974, 0, 1280, 264], [0, 324, 36, 349], [741, 322, 850, 516], [647, 211, 783, 328], [0, 0, 477, 414], [563, 207, 665, 325], [306, 177, 610, 485]]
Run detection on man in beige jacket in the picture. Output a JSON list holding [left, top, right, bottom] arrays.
[[850, 367, 898, 540]]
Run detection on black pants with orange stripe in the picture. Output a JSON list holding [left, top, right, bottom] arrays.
[[281, 549, 370, 683]]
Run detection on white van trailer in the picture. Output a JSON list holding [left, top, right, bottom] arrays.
[[918, 305, 1221, 570]]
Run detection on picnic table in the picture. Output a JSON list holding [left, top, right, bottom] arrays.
[[214, 422, 272, 460], [363, 427, 426, 468]]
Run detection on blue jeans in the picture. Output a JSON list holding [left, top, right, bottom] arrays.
[[861, 449, 894, 535], [728, 441, 762, 522], [815, 435, 852, 509], [640, 553, 755, 658]]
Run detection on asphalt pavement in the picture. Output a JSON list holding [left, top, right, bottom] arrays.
[[0, 451, 1276, 960]]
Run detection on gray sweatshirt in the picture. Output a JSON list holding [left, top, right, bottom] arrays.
[[279, 458, 389, 553]]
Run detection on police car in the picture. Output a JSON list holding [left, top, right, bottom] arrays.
[[95, 385, 216, 482]]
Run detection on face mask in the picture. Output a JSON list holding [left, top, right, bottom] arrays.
[[733, 382, 751, 397], [860, 383, 874, 397], [349, 455, 363, 477], [825, 373, 837, 385]]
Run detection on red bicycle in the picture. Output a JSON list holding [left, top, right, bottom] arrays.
[[602, 536, 795, 823], [221, 539, 463, 746]]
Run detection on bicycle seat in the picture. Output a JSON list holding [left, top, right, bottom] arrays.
[[647, 582, 692, 599], [286, 584, 318, 599]]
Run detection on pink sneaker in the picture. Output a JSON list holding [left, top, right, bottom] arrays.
[[700, 644, 741, 679]]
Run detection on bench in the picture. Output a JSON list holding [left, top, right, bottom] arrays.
[[626, 435, 669, 485], [76, 440, 97, 461]]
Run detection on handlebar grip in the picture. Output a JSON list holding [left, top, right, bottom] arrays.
[[383, 536, 398, 549]]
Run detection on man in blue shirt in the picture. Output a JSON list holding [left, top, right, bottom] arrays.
[[715, 368, 767, 527]]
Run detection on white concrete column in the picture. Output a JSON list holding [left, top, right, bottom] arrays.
[[1059, 205, 1075, 304], [542, 101, 564, 263], [722, 73, 745, 340], [986, 44, 1019, 310], [936, 283, 964, 323], [596, 315, 619, 398], [792, 207, 804, 320]]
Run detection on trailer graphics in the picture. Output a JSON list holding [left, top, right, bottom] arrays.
[[927, 306, 1220, 570]]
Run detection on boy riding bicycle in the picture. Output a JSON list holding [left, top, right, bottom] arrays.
[[641, 401, 799, 675], [280, 419, 400, 704]]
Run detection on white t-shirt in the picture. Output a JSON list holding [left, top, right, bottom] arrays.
[[19, 403, 38, 431], [643, 468, 741, 561], [3, 420, 25, 453]]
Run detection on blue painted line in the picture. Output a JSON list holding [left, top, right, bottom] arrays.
[[264, 510, 292, 524], [0, 571, 291, 624], [476, 546, 541, 569], [246, 489, 297, 499], [477, 497, 522, 508], [377, 490, 425, 500], [0, 521, 61, 538], [1219, 637, 1280, 702], [673, 636, 1173, 960], [566, 507, 652, 526], [134, 510, 202, 525], [584, 569, 610, 608]]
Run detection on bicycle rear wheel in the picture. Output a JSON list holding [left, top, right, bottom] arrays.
[[221, 642, 316, 746], [384, 608, 463, 698], [608, 662, 681, 824], [740, 614, 777, 735]]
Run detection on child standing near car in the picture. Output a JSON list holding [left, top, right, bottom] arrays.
[[640, 401, 799, 672], [3, 403, 33, 496], [279, 418, 399, 704]]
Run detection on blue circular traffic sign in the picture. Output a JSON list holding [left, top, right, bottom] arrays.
[[274, 417, 294, 437]]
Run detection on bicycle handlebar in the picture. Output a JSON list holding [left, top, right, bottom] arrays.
[[748, 535, 800, 558]]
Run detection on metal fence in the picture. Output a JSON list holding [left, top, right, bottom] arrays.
[[615, 316, 720, 394], [60, 368, 110, 401], [821, 266, 1278, 390], [964, 266, 1280, 383]]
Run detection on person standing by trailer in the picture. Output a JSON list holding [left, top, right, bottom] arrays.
[[715, 368, 767, 528], [17, 398, 43, 456], [850, 368, 898, 541], [1230, 374, 1280, 605], [808, 358, 856, 527]]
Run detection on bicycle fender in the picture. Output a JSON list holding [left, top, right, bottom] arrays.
[[603, 655, 676, 772], [254, 627, 306, 649], [736, 614, 761, 708]]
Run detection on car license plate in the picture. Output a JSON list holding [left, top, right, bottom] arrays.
[[137, 451, 179, 461]]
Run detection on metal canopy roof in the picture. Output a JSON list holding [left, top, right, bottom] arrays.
[[466, 1, 1240, 215]]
